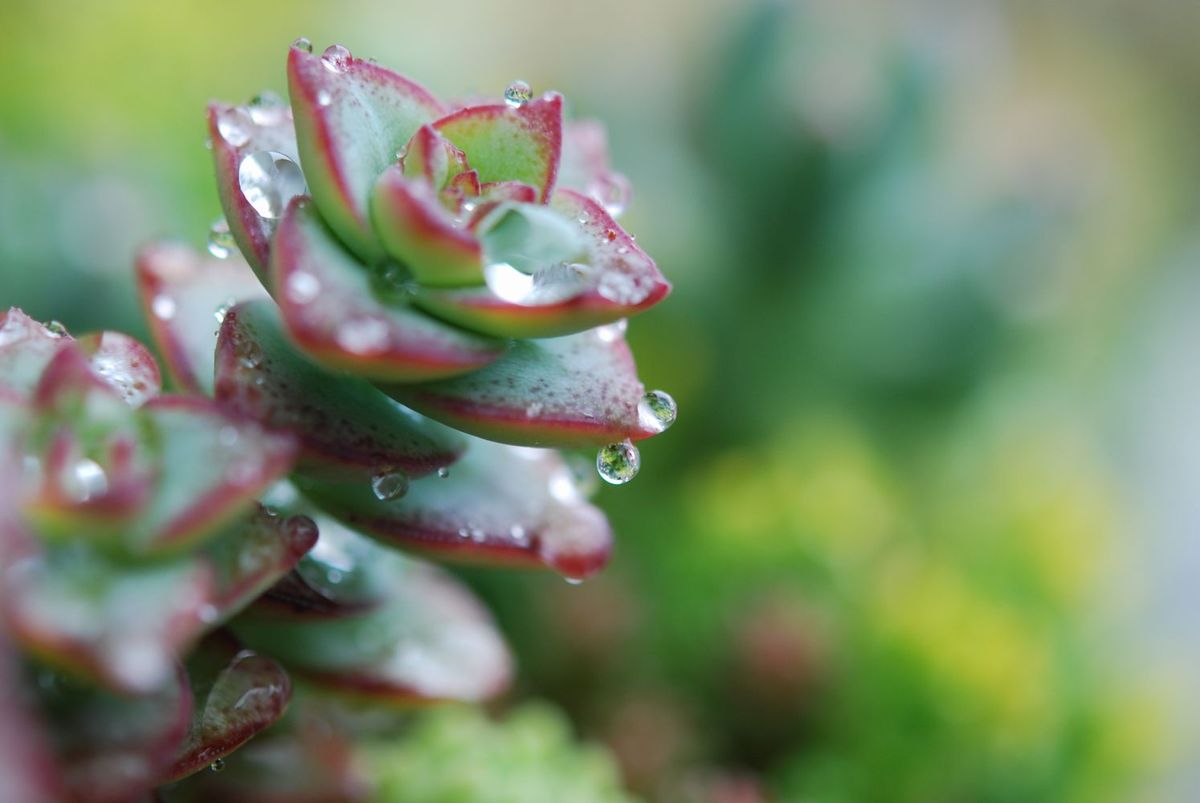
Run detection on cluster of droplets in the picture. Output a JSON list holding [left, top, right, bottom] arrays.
[[594, 390, 676, 485]]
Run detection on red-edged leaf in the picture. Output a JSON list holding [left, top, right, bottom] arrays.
[[371, 166, 483, 287], [208, 99, 301, 277], [75, 331, 162, 407], [36, 663, 191, 803], [287, 44, 445, 263], [271, 197, 504, 382], [296, 438, 612, 580], [434, 93, 563, 202], [400, 123, 468, 188], [0, 308, 71, 397], [0, 633, 64, 803], [167, 633, 292, 782], [136, 243, 270, 395], [215, 300, 464, 481], [413, 189, 669, 338], [386, 329, 656, 447], [232, 516, 512, 704], [136, 396, 297, 554]]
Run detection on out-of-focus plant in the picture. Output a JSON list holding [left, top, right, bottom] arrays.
[[0, 39, 674, 801]]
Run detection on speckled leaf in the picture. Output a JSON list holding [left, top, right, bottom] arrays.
[[287, 44, 445, 263], [216, 299, 464, 480], [0, 308, 71, 397], [295, 438, 612, 580], [36, 663, 191, 803], [208, 99, 301, 277], [167, 633, 292, 782], [434, 94, 563, 202], [75, 331, 162, 407], [271, 197, 504, 381], [371, 165, 483, 287], [233, 516, 512, 703], [413, 190, 670, 337], [136, 243, 270, 394], [385, 329, 655, 447]]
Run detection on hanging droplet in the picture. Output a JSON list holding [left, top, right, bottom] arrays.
[[436, 467, 450, 479], [209, 758, 226, 773], [371, 469, 409, 501], [216, 107, 252, 148], [321, 44, 352, 73], [596, 440, 640, 485], [247, 90, 286, 125], [316, 89, 333, 107], [504, 80, 533, 107], [207, 218, 236, 258], [45, 320, 68, 337], [286, 271, 320, 304], [637, 389, 677, 433], [292, 36, 313, 53], [238, 151, 306, 219]]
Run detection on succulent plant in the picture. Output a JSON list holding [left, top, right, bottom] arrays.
[[0, 38, 673, 802]]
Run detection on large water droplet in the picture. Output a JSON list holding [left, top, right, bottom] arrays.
[[504, 80, 532, 107], [596, 440, 640, 485], [371, 263, 416, 302], [483, 261, 588, 306], [321, 44, 352, 72], [216, 107, 253, 147], [62, 458, 109, 502], [371, 469, 409, 501], [292, 37, 313, 53], [286, 271, 320, 304], [207, 218, 236, 259], [638, 389, 677, 434], [238, 151, 305, 220], [483, 262, 534, 303], [248, 90, 286, 125]]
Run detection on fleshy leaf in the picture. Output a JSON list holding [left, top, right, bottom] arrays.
[[385, 329, 655, 447], [413, 190, 669, 337], [36, 663, 191, 803], [271, 197, 504, 381], [75, 331, 162, 407], [136, 243, 270, 394], [400, 123, 468, 188], [215, 300, 465, 480], [295, 438, 612, 580], [371, 166, 483, 287], [287, 44, 445, 262], [208, 100, 301, 276], [233, 516, 512, 703], [167, 633, 292, 782], [0, 634, 64, 803], [434, 93, 563, 202], [0, 308, 71, 397]]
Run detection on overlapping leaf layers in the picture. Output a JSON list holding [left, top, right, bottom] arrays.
[[0, 40, 672, 801]]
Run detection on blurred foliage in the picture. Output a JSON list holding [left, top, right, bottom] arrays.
[[0, 0, 1195, 800]]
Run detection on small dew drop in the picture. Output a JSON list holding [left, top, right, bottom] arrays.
[[152, 295, 177, 320], [45, 320, 68, 337], [436, 467, 450, 479], [286, 271, 320, 304], [213, 298, 237, 326], [638, 389, 677, 434], [238, 151, 306, 220], [335, 317, 389, 355], [321, 44, 352, 72], [316, 89, 333, 107], [504, 80, 533, 107], [207, 218, 236, 259], [216, 107, 252, 148], [292, 36, 313, 53], [248, 90, 286, 125], [525, 401, 544, 419], [371, 469, 409, 501], [210, 758, 226, 773], [596, 440, 640, 485]]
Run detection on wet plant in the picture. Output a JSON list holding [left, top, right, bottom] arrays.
[[0, 39, 671, 802]]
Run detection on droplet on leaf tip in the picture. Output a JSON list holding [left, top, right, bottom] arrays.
[[321, 44, 352, 73], [597, 440, 639, 485], [504, 80, 533, 107], [638, 389, 677, 434], [292, 36, 313, 53]]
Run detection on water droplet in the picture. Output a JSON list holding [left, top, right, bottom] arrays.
[[238, 151, 306, 220], [207, 218, 236, 258], [316, 89, 332, 107], [152, 294, 176, 320], [213, 298, 236, 326], [484, 261, 587, 306], [504, 80, 533, 107], [248, 90, 286, 125], [335, 317, 389, 355], [509, 524, 529, 546], [283, 514, 318, 544], [436, 467, 450, 479], [286, 271, 320, 304], [371, 262, 415, 302], [596, 440, 639, 485], [638, 389, 677, 433], [45, 320, 68, 337], [321, 44, 352, 72], [210, 758, 226, 773], [62, 458, 109, 503], [564, 577, 585, 586], [371, 469, 409, 501], [292, 36, 313, 53], [595, 318, 628, 343], [591, 173, 631, 217], [216, 107, 252, 147], [199, 604, 219, 624]]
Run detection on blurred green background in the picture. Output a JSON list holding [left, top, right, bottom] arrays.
[[2, 0, 1197, 800]]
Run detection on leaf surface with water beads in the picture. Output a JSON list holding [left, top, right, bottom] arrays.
[[135, 243, 270, 395], [287, 43, 445, 263], [434, 93, 563, 203], [295, 438, 612, 580], [215, 300, 465, 480], [232, 514, 512, 704], [386, 328, 657, 448], [413, 189, 670, 338], [167, 633, 293, 782], [208, 94, 302, 278], [271, 197, 505, 382]]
